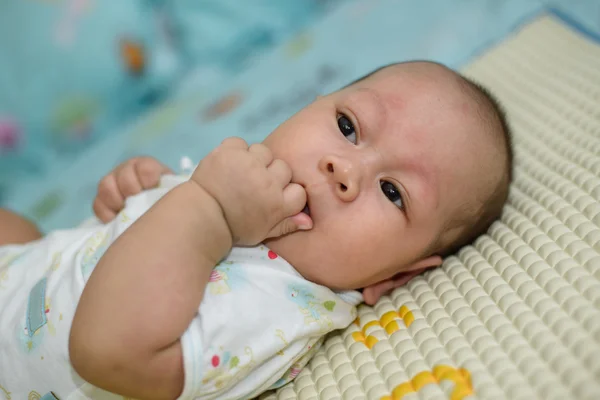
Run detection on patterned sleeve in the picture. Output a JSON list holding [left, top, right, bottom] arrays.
[[177, 246, 361, 400]]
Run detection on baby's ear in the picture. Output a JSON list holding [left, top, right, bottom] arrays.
[[361, 255, 442, 305]]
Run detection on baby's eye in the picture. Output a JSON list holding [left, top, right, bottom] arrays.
[[380, 181, 404, 210], [337, 114, 357, 144]]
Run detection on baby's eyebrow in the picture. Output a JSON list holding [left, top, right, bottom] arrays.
[[404, 158, 440, 215], [348, 88, 388, 134]]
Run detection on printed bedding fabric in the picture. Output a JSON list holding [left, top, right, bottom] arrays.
[[0, 0, 342, 194], [259, 15, 600, 400], [0, 0, 549, 232]]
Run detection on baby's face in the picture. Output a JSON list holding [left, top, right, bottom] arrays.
[[263, 63, 500, 290]]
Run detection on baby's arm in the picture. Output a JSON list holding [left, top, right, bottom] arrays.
[[0, 208, 42, 245], [69, 139, 308, 399], [70, 179, 231, 399]]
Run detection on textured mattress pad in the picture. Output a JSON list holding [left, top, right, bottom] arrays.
[[260, 15, 600, 400]]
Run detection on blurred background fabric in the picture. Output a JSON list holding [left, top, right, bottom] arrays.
[[0, 0, 341, 191], [0, 0, 598, 231]]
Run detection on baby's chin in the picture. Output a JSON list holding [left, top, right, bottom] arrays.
[[264, 207, 396, 290], [264, 235, 366, 290], [262, 231, 301, 261]]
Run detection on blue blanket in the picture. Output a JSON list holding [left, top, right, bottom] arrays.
[[2, 0, 599, 232], [0, 0, 339, 192]]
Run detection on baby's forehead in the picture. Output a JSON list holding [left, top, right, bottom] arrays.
[[341, 63, 499, 155], [347, 63, 475, 116], [362, 62, 463, 88]]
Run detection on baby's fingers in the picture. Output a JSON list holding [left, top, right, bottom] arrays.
[[116, 164, 143, 198], [117, 157, 171, 198], [220, 137, 249, 150], [282, 183, 308, 221], [268, 159, 292, 187], [94, 174, 124, 222], [134, 157, 172, 189], [265, 184, 311, 239], [249, 143, 274, 167], [93, 197, 117, 224]]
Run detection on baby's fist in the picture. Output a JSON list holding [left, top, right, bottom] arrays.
[[191, 138, 310, 245], [94, 157, 172, 223]]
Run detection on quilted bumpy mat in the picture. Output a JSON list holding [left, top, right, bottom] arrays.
[[260, 15, 600, 400]]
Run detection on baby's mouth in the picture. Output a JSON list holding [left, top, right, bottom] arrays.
[[302, 203, 310, 216]]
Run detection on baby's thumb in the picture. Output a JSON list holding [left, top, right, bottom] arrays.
[[266, 213, 312, 239]]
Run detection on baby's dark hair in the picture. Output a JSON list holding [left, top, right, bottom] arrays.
[[347, 61, 513, 258]]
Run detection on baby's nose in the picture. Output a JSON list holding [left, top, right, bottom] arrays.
[[318, 155, 360, 202]]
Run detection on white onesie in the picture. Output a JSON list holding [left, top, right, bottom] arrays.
[[0, 173, 362, 400]]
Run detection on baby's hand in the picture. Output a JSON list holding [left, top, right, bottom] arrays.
[[94, 157, 172, 223], [191, 138, 311, 246]]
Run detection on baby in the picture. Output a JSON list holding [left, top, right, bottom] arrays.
[[0, 61, 512, 399]]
